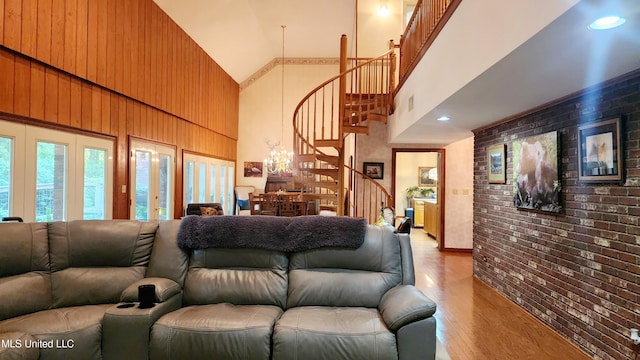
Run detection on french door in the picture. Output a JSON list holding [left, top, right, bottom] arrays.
[[0, 119, 114, 222], [129, 140, 175, 221], [183, 153, 234, 215]]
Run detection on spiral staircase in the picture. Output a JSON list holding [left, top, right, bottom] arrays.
[[292, 35, 396, 223]]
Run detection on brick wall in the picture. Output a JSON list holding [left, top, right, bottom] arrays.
[[473, 69, 640, 360]]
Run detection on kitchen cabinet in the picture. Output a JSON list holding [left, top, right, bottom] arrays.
[[413, 200, 424, 227], [424, 200, 438, 238]]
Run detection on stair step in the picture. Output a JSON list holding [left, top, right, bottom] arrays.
[[296, 153, 340, 167], [314, 139, 342, 148], [367, 113, 388, 123], [317, 154, 340, 166], [302, 168, 339, 177], [343, 125, 369, 134], [303, 181, 340, 192]]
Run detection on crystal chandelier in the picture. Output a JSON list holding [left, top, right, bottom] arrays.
[[264, 25, 294, 176], [264, 145, 294, 175]]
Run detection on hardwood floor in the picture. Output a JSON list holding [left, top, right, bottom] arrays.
[[410, 229, 591, 360]]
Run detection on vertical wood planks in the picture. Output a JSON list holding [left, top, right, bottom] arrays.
[[44, 67, 58, 122], [63, 0, 77, 74], [29, 62, 45, 119], [4, 0, 22, 51], [80, 81, 92, 130], [114, 0, 124, 93], [105, 0, 115, 90], [70, 77, 81, 128], [36, 0, 52, 63], [13, 56, 31, 117], [21, 0, 38, 58], [0, 51, 15, 113], [0, 0, 4, 45], [121, 0, 131, 96], [95, 0, 107, 85], [75, 0, 87, 78], [50, 0, 64, 69], [57, 73, 71, 126], [2, 0, 240, 218], [86, 0, 97, 81]]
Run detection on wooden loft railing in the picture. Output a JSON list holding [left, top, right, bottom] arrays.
[[399, 0, 462, 87], [292, 35, 394, 223]]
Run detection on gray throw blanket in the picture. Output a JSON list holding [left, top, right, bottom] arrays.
[[177, 215, 368, 252]]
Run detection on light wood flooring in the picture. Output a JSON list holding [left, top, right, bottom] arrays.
[[409, 229, 591, 360]]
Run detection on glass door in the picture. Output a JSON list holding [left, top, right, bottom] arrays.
[[129, 140, 175, 221], [183, 153, 234, 215]]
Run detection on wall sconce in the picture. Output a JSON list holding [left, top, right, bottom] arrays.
[[378, 2, 390, 17]]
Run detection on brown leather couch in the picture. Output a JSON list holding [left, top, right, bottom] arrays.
[[0, 218, 437, 360]]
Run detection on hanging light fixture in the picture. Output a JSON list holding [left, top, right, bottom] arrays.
[[264, 25, 294, 176]]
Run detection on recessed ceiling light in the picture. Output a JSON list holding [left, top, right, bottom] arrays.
[[588, 15, 626, 30], [436, 116, 450, 122]]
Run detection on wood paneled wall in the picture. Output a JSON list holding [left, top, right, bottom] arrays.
[[0, 0, 239, 219]]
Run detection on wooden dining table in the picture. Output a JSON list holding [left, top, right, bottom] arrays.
[[249, 192, 310, 216]]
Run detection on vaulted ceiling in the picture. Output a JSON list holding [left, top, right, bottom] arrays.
[[154, 0, 640, 145]]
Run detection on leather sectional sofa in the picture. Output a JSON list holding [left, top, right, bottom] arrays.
[[0, 216, 438, 360]]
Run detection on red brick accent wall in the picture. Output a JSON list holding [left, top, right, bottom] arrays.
[[473, 70, 640, 360]]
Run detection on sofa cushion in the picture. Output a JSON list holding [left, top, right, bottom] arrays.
[[184, 248, 288, 308], [0, 223, 49, 277], [48, 221, 158, 307], [287, 225, 402, 308], [150, 303, 282, 360], [0, 332, 40, 360], [273, 306, 397, 360], [0, 273, 52, 322], [0, 223, 51, 321], [0, 304, 112, 360]]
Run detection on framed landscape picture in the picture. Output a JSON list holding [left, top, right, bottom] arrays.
[[577, 117, 623, 183], [363, 162, 384, 179], [418, 167, 437, 187], [512, 131, 561, 213], [487, 144, 506, 184]]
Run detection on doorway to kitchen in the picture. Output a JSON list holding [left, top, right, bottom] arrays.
[[392, 148, 445, 250]]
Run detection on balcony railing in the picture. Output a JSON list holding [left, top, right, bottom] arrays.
[[398, 0, 462, 88]]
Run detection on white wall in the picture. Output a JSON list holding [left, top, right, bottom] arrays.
[[356, 0, 404, 57], [237, 62, 339, 190], [390, 0, 579, 143], [443, 136, 473, 249]]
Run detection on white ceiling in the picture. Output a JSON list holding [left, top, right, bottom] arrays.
[[154, 0, 640, 146], [152, 0, 356, 82]]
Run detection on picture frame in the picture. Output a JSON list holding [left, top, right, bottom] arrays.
[[418, 167, 437, 187], [243, 161, 263, 177], [363, 162, 384, 179], [577, 117, 623, 183], [512, 131, 561, 213], [487, 144, 506, 184]]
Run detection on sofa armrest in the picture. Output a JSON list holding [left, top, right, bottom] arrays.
[[102, 293, 182, 360], [379, 285, 437, 331], [398, 233, 415, 285], [120, 277, 181, 303]]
